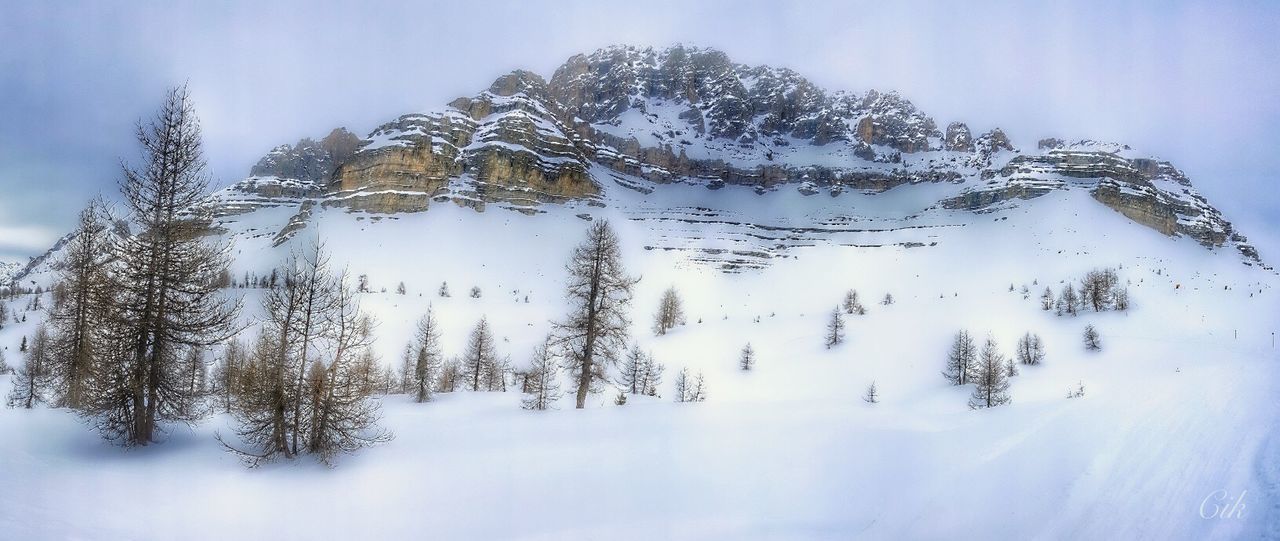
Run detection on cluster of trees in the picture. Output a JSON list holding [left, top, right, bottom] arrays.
[[842, 290, 866, 316], [219, 244, 389, 466], [618, 345, 665, 398], [228, 269, 280, 290], [369, 220, 698, 410], [6, 88, 244, 450], [5, 88, 773, 467], [941, 331, 1042, 409], [3, 89, 395, 465], [672, 368, 706, 403], [825, 288, 892, 348], [1041, 268, 1129, 316]]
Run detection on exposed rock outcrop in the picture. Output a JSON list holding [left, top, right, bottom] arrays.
[[250, 127, 360, 187], [201, 45, 1257, 263], [943, 141, 1248, 254], [944, 122, 974, 152]]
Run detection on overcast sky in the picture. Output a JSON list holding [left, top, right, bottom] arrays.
[[1, 0, 1278, 263]]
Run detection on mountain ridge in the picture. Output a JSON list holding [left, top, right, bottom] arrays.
[[5, 44, 1266, 285]]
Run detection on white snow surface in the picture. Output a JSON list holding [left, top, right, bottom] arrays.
[[1, 177, 1278, 540]]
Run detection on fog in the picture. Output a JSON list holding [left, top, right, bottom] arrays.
[[1, 0, 1277, 262]]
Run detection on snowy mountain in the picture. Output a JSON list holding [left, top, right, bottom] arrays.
[[3, 45, 1278, 540], [155, 44, 1255, 271], [12, 45, 1260, 282]]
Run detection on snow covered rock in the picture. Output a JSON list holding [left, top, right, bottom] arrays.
[[249, 127, 360, 187], [61, 44, 1259, 282], [944, 121, 974, 152]]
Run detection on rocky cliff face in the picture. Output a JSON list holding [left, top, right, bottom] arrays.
[[322, 70, 597, 213], [200, 44, 1258, 263], [249, 128, 360, 189], [942, 141, 1250, 254], [548, 45, 939, 153]]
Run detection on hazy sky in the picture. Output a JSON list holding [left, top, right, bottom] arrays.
[[1, 0, 1278, 263]]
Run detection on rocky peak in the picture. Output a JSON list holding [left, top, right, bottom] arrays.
[[1037, 137, 1064, 150], [320, 128, 361, 164], [976, 128, 1014, 153], [487, 70, 551, 98], [249, 127, 361, 188], [944, 122, 974, 152], [551, 45, 941, 153]]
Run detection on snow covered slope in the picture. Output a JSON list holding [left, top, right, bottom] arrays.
[[1, 163, 1277, 539], [1, 44, 1276, 540]]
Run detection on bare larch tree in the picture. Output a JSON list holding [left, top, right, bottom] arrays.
[[1083, 324, 1102, 351], [7, 324, 52, 409], [825, 306, 845, 348], [412, 306, 444, 402], [653, 286, 686, 336], [942, 330, 977, 385], [462, 317, 500, 392], [555, 220, 638, 409], [47, 202, 113, 409], [303, 271, 390, 465], [968, 336, 1012, 409], [618, 344, 649, 395], [521, 336, 562, 410], [84, 86, 241, 446], [739, 343, 755, 371]]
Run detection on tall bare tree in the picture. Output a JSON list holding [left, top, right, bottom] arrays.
[[639, 352, 664, 397], [618, 344, 649, 395], [1057, 283, 1079, 316], [412, 306, 443, 402], [7, 324, 52, 409], [521, 336, 561, 410], [397, 344, 415, 395], [653, 286, 686, 336], [555, 220, 638, 409], [84, 86, 241, 445], [942, 330, 977, 385], [968, 336, 1011, 409], [739, 343, 755, 371], [462, 317, 500, 392], [211, 338, 247, 413], [47, 202, 113, 408], [304, 271, 389, 465], [825, 306, 845, 348]]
